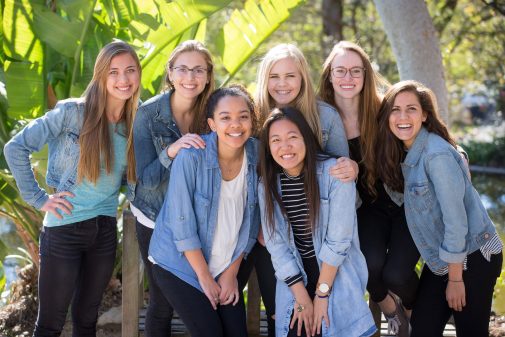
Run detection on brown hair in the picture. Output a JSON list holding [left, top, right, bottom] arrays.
[[78, 40, 141, 184], [255, 44, 322, 144], [318, 41, 388, 197], [259, 107, 324, 236], [375, 80, 456, 192], [165, 40, 215, 134]]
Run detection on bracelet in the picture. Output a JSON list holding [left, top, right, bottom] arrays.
[[448, 279, 464, 282], [316, 293, 329, 299]]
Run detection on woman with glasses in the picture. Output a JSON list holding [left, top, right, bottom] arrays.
[[317, 41, 419, 337], [129, 40, 215, 337]]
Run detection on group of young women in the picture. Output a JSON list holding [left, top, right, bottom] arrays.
[[4, 37, 502, 337]]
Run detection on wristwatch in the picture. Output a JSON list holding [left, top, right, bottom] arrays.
[[316, 282, 331, 298]]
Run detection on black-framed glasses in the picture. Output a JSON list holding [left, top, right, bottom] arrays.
[[170, 66, 208, 78], [331, 66, 365, 78]]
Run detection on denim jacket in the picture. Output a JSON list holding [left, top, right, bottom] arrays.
[[259, 158, 376, 337], [401, 127, 498, 272], [4, 99, 87, 209], [129, 91, 180, 220], [317, 100, 349, 158], [148, 132, 260, 291]]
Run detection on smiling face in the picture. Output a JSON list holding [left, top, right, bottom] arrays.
[[267, 58, 302, 108], [106, 53, 140, 106], [169, 51, 209, 101], [268, 118, 306, 176], [330, 50, 364, 101], [388, 91, 427, 148], [207, 95, 253, 152]]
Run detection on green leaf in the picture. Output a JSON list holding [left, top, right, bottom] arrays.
[[0, 240, 8, 261], [3, 0, 45, 62], [32, 3, 83, 58], [131, 0, 232, 95], [0, 260, 5, 293], [218, 0, 305, 80], [4, 60, 45, 119]]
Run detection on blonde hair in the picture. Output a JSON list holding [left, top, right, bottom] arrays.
[[318, 41, 388, 196], [255, 44, 322, 144], [78, 40, 141, 184], [164, 40, 215, 134]]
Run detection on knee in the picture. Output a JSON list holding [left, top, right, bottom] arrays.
[[382, 266, 415, 288]]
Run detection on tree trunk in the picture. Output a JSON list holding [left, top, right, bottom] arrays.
[[373, 0, 449, 122], [321, 0, 343, 54]]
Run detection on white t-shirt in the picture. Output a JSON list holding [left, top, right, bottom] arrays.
[[208, 151, 248, 277]]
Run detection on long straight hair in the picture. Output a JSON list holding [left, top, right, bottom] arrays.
[[255, 44, 322, 144], [165, 40, 215, 134], [318, 41, 388, 197], [375, 80, 457, 192], [78, 40, 141, 184], [259, 107, 324, 235]]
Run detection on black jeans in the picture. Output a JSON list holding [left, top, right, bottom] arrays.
[[357, 200, 420, 309], [34, 216, 117, 337], [152, 265, 248, 337], [237, 242, 277, 337], [136, 221, 174, 337], [411, 250, 503, 337]]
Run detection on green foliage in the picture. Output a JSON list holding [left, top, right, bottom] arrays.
[[460, 135, 505, 167], [0, 0, 305, 275]]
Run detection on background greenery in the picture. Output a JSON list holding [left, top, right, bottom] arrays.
[[0, 0, 504, 316]]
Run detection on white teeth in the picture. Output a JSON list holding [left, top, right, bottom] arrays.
[[182, 84, 197, 89], [228, 132, 243, 137], [340, 85, 354, 89], [398, 124, 412, 129], [276, 90, 290, 95], [117, 86, 130, 91], [281, 154, 294, 159]]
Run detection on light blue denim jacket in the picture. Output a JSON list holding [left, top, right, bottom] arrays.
[[129, 91, 180, 220], [259, 158, 376, 337], [148, 132, 260, 291], [317, 100, 349, 158], [401, 127, 498, 272], [4, 99, 86, 209]]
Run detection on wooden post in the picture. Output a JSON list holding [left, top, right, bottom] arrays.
[[246, 268, 261, 336], [122, 210, 140, 337], [369, 300, 381, 337]]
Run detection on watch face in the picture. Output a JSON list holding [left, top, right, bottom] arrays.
[[318, 283, 330, 293]]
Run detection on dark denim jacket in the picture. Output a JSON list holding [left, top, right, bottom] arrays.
[[129, 90, 181, 221]]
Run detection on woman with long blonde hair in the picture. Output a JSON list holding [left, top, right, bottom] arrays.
[[4, 40, 141, 336]]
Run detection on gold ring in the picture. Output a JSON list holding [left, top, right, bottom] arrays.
[[296, 304, 304, 312]]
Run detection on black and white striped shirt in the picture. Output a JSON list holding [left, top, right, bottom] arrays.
[[280, 171, 319, 288]]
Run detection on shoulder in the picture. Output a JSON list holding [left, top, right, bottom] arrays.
[[138, 92, 170, 112], [316, 100, 340, 124], [52, 97, 85, 115], [424, 133, 455, 157]]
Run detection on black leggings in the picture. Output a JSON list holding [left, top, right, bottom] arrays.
[[357, 200, 420, 309], [411, 250, 503, 337], [34, 216, 117, 337], [152, 265, 248, 337], [237, 242, 277, 337], [136, 221, 174, 337]]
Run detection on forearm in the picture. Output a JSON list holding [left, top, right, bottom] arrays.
[[448, 263, 463, 281], [290, 281, 312, 304], [316, 262, 338, 292], [184, 249, 213, 280], [223, 253, 244, 278]]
